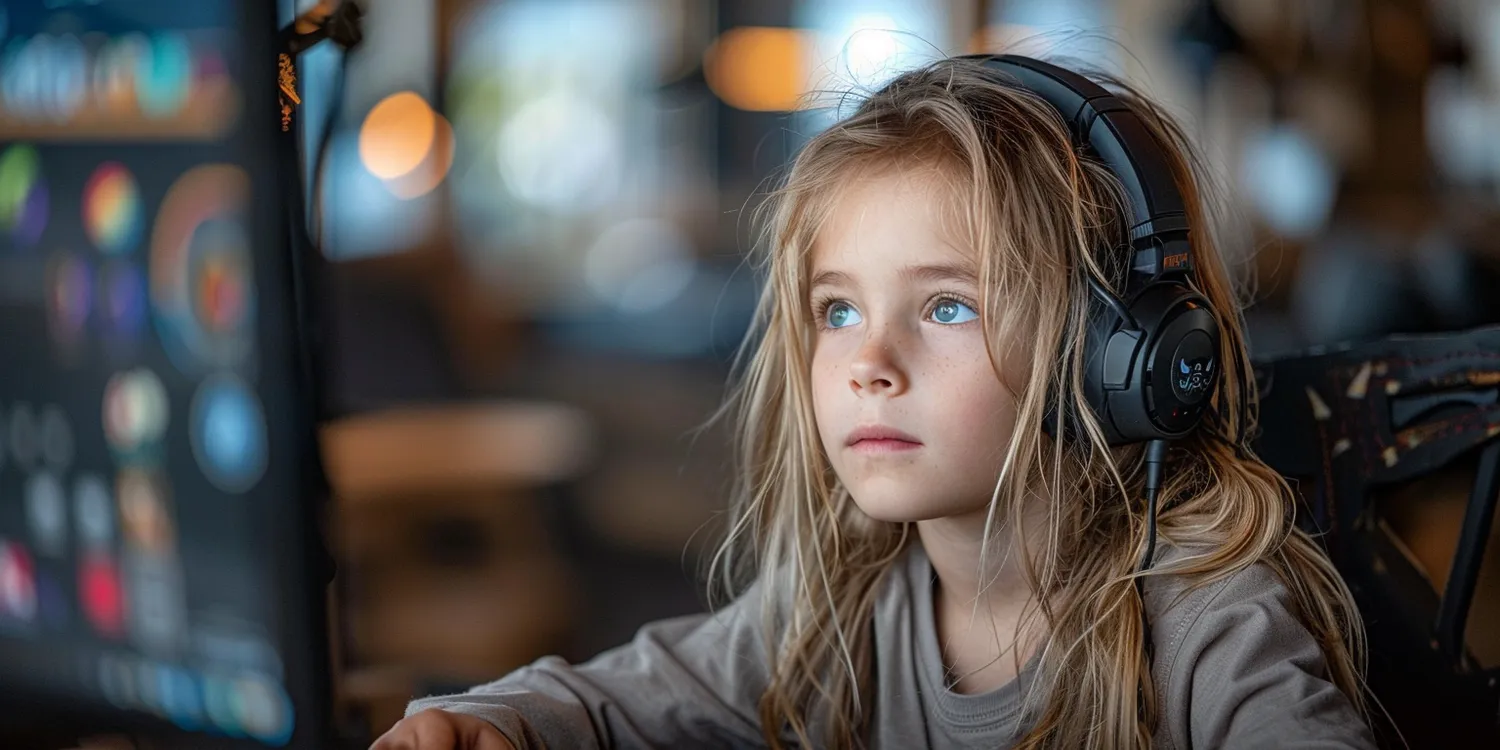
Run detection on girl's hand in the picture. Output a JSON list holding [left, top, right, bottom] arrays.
[[370, 708, 515, 750]]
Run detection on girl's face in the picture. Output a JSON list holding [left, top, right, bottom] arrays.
[[809, 169, 1022, 523]]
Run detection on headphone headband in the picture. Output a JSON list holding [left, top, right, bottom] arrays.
[[960, 54, 1192, 280], [946, 54, 1223, 446]]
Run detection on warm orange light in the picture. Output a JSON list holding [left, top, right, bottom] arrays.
[[704, 27, 809, 112], [384, 112, 454, 200], [358, 91, 435, 181]]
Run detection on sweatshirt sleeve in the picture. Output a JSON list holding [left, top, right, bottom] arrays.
[[1163, 563, 1377, 750], [402, 590, 773, 750]]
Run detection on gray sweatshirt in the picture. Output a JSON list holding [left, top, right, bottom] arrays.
[[405, 542, 1375, 749]]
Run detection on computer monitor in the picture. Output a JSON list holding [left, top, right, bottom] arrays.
[[0, 1, 331, 748]]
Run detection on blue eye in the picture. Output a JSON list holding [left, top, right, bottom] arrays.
[[931, 299, 978, 325], [826, 302, 862, 328]]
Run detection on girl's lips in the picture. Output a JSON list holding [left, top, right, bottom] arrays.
[[849, 438, 922, 454], [845, 425, 922, 446]]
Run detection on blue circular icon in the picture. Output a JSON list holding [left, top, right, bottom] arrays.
[[189, 375, 267, 493], [158, 665, 204, 731]]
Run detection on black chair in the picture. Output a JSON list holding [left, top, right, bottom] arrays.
[[1252, 326, 1500, 748]]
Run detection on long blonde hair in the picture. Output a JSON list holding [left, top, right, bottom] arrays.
[[708, 56, 1367, 749]]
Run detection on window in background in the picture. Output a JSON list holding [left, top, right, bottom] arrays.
[[446, 0, 752, 359], [446, 0, 666, 302], [297, 0, 441, 261]]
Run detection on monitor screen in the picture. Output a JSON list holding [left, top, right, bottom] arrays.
[[0, 1, 329, 747]]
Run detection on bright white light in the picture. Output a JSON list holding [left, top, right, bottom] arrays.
[[842, 14, 901, 86], [1426, 67, 1493, 185], [1241, 124, 1335, 239], [497, 92, 622, 213]]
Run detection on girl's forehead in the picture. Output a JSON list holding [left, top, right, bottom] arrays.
[[808, 168, 975, 270]]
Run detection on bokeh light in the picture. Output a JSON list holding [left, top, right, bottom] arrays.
[[704, 27, 809, 112], [1241, 124, 1336, 239], [358, 91, 436, 181], [840, 14, 902, 85], [496, 91, 621, 213], [384, 111, 454, 200]]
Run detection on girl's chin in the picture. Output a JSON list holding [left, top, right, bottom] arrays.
[[847, 491, 991, 525]]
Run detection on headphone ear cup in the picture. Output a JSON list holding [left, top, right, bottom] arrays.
[[1042, 290, 1142, 446], [1072, 282, 1222, 446]]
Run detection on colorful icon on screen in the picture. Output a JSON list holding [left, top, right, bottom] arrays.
[[96, 35, 146, 115], [231, 673, 294, 745], [103, 368, 169, 460], [99, 653, 140, 709], [0, 144, 48, 247], [79, 551, 125, 637], [189, 220, 251, 335], [40, 404, 73, 470], [0, 541, 37, 623], [36, 571, 68, 626], [24, 471, 67, 557], [99, 261, 147, 339], [135, 659, 163, 714], [75, 473, 114, 550], [84, 162, 144, 255], [159, 665, 205, 731], [202, 673, 243, 737], [136, 33, 192, 118], [190, 375, 267, 493], [47, 253, 92, 343], [151, 165, 255, 374], [118, 469, 174, 555], [8, 402, 39, 469], [123, 551, 186, 654]]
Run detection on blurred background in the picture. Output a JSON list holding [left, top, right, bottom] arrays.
[[284, 0, 1500, 736]]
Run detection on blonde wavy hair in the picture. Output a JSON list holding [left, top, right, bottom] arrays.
[[707, 56, 1368, 749]]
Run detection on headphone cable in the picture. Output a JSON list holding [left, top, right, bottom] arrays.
[[1136, 438, 1168, 692]]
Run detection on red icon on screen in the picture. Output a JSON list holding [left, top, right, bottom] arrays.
[[0, 541, 37, 623], [193, 244, 249, 334], [79, 552, 125, 637], [150, 165, 255, 373]]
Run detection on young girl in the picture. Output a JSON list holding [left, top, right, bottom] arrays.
[[372, 55, 1374, 750]]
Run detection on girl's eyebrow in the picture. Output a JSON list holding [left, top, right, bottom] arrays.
[[808, 262, 979, 294], [897, 261, 978, 285], [809, 268, 855, 293]]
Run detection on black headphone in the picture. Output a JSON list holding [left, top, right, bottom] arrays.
[[962, 54, 1224, 448]]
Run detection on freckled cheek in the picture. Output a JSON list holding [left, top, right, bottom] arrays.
[[924, 353, 1016, 439], [810, 337, 855, 376], [809, 343, 848, 416]]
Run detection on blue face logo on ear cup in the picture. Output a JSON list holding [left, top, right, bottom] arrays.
[[1173, 356, 1215, 403]]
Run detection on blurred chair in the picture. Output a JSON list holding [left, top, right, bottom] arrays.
[[318, 268, 595, 739], [1253, 326, 1500, 749], [321, 400, 593, 732]]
